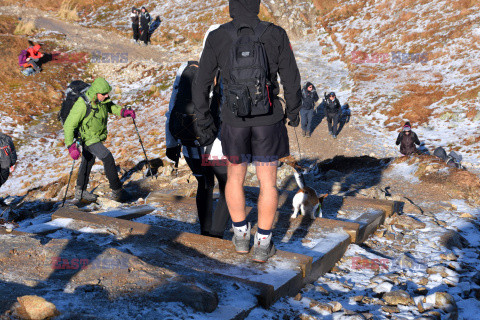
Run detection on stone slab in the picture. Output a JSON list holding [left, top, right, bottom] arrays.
[[52, 206, 311, 308], [98, 205, 156, 220], [342, 197, 401, 217], [354, 210, 386, 243]]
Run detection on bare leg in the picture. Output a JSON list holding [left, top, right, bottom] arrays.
[[255, 161, 278, 230], [225, 161, 248, 223]]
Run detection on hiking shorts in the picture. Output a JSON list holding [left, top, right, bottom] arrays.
[[221, 120, 289, 164]]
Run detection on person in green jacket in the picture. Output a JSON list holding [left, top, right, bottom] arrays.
[[63, 78, 136, 202]]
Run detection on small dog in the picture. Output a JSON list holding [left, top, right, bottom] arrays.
[[291, 171, 327, 219]]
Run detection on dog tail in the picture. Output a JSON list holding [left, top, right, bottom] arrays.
[[294, 171, 306, 190]]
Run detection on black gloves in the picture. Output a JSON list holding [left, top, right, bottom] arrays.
[[288, 115, 300, 127], [166, 145, 181, 163]]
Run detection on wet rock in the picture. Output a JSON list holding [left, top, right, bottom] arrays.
[[383, 290, 414, 306], [15, 295, 60, 320]]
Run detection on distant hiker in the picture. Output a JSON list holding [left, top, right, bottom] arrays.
[[341, 103, 351, 124], [63, 78, 136, 202], [395, 121, 420, 156], [148, 16, 161, 43], [324, 91, 341, 138], [433, 147, 463, 168], [130, 7, 140, 43], [26, 44, 44, 73], [0, 132, 17, 190], [300, 82, 319, 137], [139, 7, 151, 46], [18, 49, 35, 76], [193, 0, 302, 263]]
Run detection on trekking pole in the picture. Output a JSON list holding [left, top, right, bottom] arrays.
[[131, 117, 155, 179], [293, 127, 302, 160], [62, 159, 76, 207]]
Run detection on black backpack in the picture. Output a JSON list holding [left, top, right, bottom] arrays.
[[58, 80, 92, 138], [169, 61, 216, 147], [223, 21, 272, 117], [0, 134, 15, 168]]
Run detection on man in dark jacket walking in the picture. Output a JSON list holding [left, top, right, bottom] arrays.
[[139, 7, 151, 46], [193, 0, 301, 263], [324, 91, 341, 138], [396, 121, 420, 155], [130, 7, 140, 43], [0, 132, 17, 190], [300, 82, 319, 137]]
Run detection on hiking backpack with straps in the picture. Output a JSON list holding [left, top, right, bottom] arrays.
[[58, 80, 93, 137], [168, 61, 216, 147], [0, 134, 15, 168], [223, 21, 272, 118], [18, 50, 28, 67]]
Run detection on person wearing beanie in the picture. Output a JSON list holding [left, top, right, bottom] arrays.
[[63, 78, 137, 202], [139, 7, 151, 45], [395, 121, 421, 155], [192, 0, 302, 263]]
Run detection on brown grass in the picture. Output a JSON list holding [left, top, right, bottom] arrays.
[[58, 1, 79, 21], [14, 20, 36, 35], [312, 0, 338, 16]]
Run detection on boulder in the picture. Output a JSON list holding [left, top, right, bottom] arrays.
[[15, 295, 59, 320]]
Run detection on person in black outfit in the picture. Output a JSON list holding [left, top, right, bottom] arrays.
[[139, 7, 151, 46], [130, 7, 140, 43], [300, 82, 319, 137], [396, 121, 420, 156], [0, 132, 17, 190], [324, 91, 341, 138], [192, 0, 301, 263]]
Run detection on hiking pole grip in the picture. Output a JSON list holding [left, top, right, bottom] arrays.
[[62, 159, 76, 207]]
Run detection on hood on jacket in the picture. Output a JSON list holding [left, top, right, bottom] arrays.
[[229, 0, 260, 24], [403, 121, 411, 131], [86, 78, 112, 101]]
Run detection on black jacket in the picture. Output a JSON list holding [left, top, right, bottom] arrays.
[[325, 97, 341, 114], [140, 11, 151, 29], [193, 0, 301, 128], [301, 82, 319, 110], [396, 131, 420, 155], [131, 8, 139, 25]]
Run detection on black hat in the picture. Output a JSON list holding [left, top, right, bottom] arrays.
[[328, 92, 336, 97]]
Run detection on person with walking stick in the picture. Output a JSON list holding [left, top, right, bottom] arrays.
[[63, 78, 136, 203]]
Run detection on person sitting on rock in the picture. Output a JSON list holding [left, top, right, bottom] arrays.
[[395, 121, 420, 156], [26, 44, 44, 73]]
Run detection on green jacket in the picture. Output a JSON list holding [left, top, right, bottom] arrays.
[[64, 78, 123, 147]]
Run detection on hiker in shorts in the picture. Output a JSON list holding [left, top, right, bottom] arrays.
[[192, 0, 302, 263], [324, 91, 341, 138], [130, 7, 140, 43], [63, 78, 136, 202], [139, 7, 151, 46], [165, 25, 230, 239], [300, 82, 319, 137], [395, 121, 421, 156], [0, 132, 17, 191]]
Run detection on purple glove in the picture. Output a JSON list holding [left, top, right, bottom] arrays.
[[121, 108, 136, 119], [68, 143, 81, 160]]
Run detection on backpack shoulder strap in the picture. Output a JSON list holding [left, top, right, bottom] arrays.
[[254, 21, 271, 39]]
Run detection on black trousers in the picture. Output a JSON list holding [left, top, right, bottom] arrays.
[[0, 168, 9, 188], [185, 157, 229, 237], [132, 23, 139, 41], [327, 112, 340, 135], [140, 26, 149, 44], [76, 142, 122, 191]]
